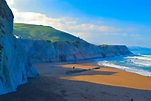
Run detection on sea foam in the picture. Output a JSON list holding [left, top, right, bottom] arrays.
[[98, 61, 151, 76], [126, 56, 151, 67]]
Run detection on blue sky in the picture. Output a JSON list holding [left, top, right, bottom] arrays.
[[6, 0, 151, 47]]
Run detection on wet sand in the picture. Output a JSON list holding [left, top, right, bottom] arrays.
[[0, 61, 151, 101]]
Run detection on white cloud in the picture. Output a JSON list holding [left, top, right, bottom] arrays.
[[11, 8, 128, 35], [8, 5, 143, 46], [6, 0, 14, 6]]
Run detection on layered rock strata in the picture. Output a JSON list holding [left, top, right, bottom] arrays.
[[0, 0, 38, 94]]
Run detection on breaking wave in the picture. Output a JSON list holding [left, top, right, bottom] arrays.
[[98, 61, 151, 76]]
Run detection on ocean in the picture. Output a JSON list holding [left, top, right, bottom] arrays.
[[97, 47, 151, 76]]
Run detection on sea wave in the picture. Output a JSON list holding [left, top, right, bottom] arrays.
[[125, 55, 151, 67], [130, 59, 151, 67], [126, 56, 151, 61], [98, 61, 151, 76]]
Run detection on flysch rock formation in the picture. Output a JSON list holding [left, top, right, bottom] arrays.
[[18, 39, 102, 63], [0, 0, 38, 95], [98, 45, 132, 57], [19, 39, 132, 63]]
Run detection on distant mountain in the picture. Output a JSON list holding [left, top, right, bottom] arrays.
[[13, 23, 85, 42]]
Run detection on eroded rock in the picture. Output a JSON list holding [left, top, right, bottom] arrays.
[[0, 0, 38, 95]]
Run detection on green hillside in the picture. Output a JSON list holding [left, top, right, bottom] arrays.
[[13, 23, 85, 42]]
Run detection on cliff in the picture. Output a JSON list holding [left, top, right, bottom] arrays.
[[98, 45, 132, 57], [19, 39, 132, 63], [0, 0, 38, 94], [13, 23, 132, 63]]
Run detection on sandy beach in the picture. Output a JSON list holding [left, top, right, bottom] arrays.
[[0, 61, 151, 101]]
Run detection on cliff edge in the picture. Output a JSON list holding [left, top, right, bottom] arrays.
[[0, 0, 38, 94], [19, 39, 132, 63]]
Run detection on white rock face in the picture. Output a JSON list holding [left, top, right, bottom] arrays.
[[0, 0, 38, 95], [19, 39, 132, 63]]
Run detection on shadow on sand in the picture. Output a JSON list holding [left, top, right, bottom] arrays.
[[0, 63, 151, 101]]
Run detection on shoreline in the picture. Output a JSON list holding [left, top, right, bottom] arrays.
[[97, 55, 151, 77], [99, 64, 151, 78], [0, 61, 151, 101], [35, 61, 151, 90], [58, 62, 151, 90]]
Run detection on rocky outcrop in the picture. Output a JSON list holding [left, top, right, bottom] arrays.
[[0, 0, 38, 95], [19, 40, 103, 62], [98, 45, 132, 57], [19, 39, 132, 63]]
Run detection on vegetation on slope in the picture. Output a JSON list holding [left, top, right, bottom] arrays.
[[13, 23, 85, 42]]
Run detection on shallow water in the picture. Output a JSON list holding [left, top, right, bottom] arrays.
[[97, 48, 151, 76]]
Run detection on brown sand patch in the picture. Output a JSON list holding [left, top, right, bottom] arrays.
[[1, 61, 151, 101]]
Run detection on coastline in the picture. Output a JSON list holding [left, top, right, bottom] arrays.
[[0, 61, 151, 101], [97, 54, 151, 77], [56, 61, 151, 90]]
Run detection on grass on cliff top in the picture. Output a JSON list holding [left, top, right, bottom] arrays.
[[13, 23, 85, 42]]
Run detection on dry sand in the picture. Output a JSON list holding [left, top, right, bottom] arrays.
[[0, 61, 151, 101]]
